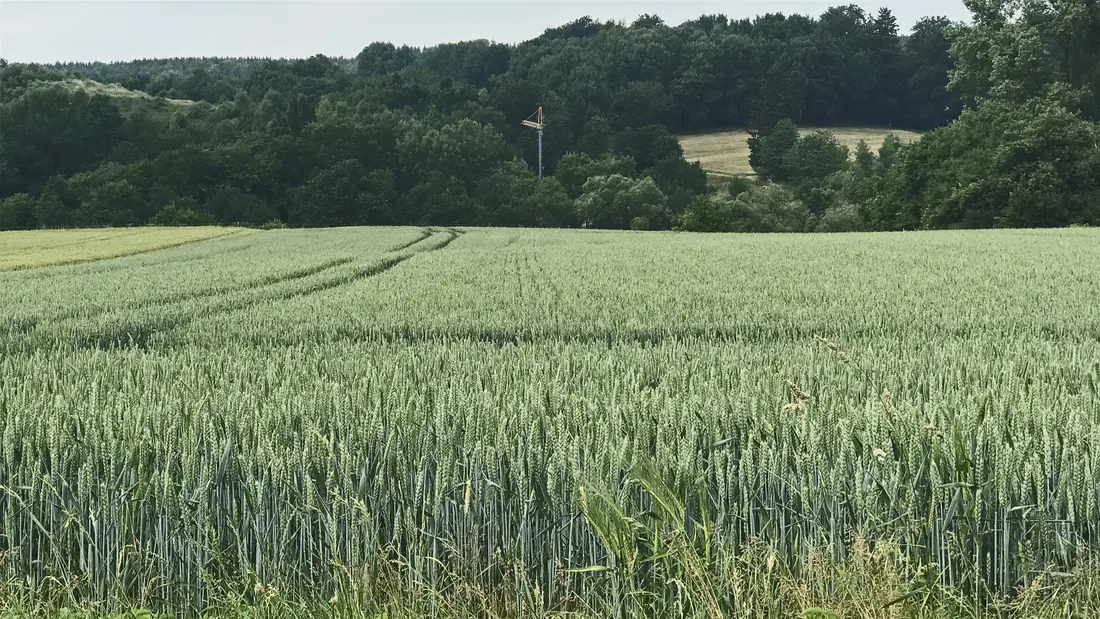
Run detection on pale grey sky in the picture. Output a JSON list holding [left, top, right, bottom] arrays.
[[1, 1, 971, 63]]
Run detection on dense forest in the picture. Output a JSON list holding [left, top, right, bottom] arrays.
[[1, 1, 1097, 232]]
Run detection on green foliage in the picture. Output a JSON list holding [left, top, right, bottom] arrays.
[[793, 169, 853, 217], [785, 130, 850, 183], [727, 175, 755, 199], [356, 42, 420, 76], [146, 67, 237, 103], [906, 17, 962, 128], [6, 2, 1095, 233], [259, 219, 288, 230], [72, 180, 149, 227], [206, 187, 277, 226], [291, 160, 397, 227], [404, 173, 481, 225], [877, 134, 903, 171], [33, 194, 69, 228], [678, 184, 816, 233], [33, 177, 77, 227], [0, 5, 964, 231], [0, 62, 68, 104], [875, 100, 1100, 229], [3, 226, 1100, 615], [300, 115, 401, 173], [675, 194, 742, 232], [645, 156, 708, 214], [612, 124, 683, 171], [853, 139, 875, 175], [729, 184, 813, 232], [475, 161, 575, 227], [748, 118, 800, 182], [575, 174, 668, 229], [949, 0, 1100, 120], [44, 607, 163, 619], [148, 201, 217, 226], [420, 40, 510, 89], [576, 116, 614, 156], [397, 118, 518, 194], [553, 152, 637, 199], [815, 201, 863, 232], [0, 85, 125, 197], [0, 194, 38, 230]]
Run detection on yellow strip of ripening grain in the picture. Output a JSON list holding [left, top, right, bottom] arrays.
[[0, 226, 254, 270]]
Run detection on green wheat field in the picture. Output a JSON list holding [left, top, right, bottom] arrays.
[[1, 226, 1099, 618]]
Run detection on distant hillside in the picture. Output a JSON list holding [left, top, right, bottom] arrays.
[[57, 78, 195, 107], [52, 57, 356, 81], [0, 64, 195, 113], [51, 57, 356, 103], [680, 127, 923, 177]]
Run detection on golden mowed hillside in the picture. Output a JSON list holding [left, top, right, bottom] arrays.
[[680, 127, 923, 176]]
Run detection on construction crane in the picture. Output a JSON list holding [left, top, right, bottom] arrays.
[[521, 107, 544, 180]]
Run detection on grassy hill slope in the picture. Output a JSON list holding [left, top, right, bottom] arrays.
[[680, 127, 922, 176]]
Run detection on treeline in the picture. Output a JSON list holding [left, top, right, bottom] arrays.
[[1, 3, 1097, 232], [53, 8, 958, 132], [677, 0, 1100, 233], [0, 58, 702, 230]]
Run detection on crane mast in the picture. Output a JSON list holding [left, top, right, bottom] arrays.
[[521, 107, 544, 180]]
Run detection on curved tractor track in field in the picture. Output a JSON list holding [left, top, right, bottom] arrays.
[[48, 228, 462, 351]]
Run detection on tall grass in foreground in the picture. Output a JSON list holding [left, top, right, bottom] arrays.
[[1, 339, 1097, 617]]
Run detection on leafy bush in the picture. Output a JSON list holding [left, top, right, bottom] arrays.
[[260, 219, 288, 230], [676, 195, 739, 232], [149, 200, 217, 226], [291, 160, 397, 227], [72, 180, 149, 227], [554, 152, 637, 199], [748, 118, 799, 182], [877, 134, 903, 171], [785, 130, 849, 183], [206, 187, 277, 226], [476, 161, 575, 227], [815, 201, 863, 232], [0, 193, 38, 230], [678, 185, 813, 233], [874, 100, 1100, 229], [854, 140, 876, 175], [727, 176, 755, 199], [645, 156, 708, 214], [730, 185, 812, 232], [575, 174, 668, 229], [612, 124, 683, 170], [404, 173, 482, 225]]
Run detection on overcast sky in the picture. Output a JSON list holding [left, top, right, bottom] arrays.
[[2, 1, 971, 64]]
